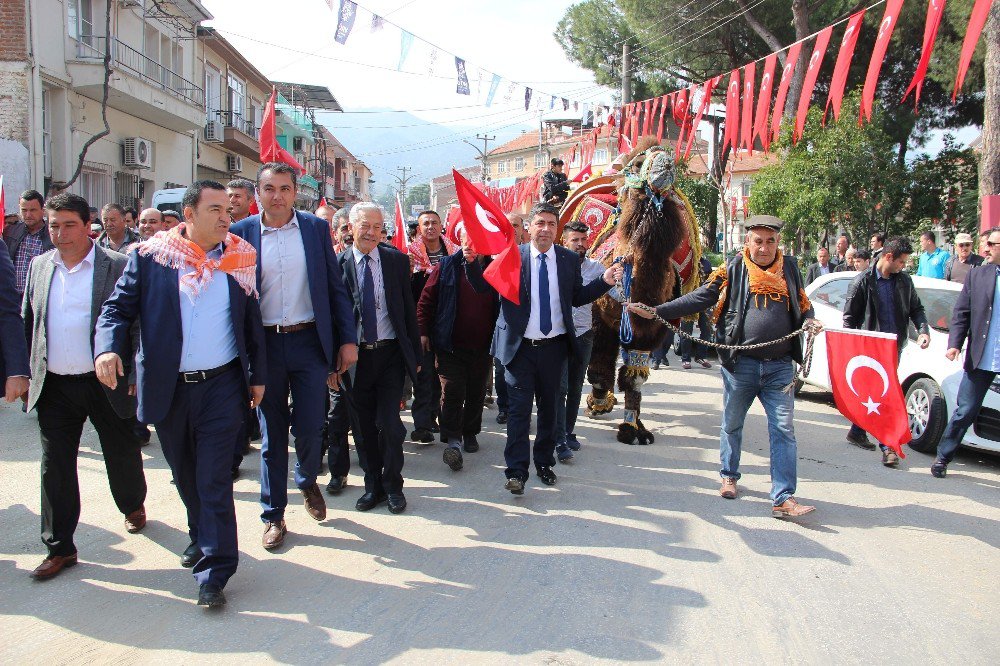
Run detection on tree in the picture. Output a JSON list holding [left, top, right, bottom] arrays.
[[404, 183, 430, 213], [905, 134, 980, 240], [748, 94, 908, 253]]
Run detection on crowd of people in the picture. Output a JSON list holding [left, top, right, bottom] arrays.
[[1, 162, 998, 611]]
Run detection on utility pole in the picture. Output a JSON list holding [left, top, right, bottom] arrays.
[[621, 40, 632, 105], [391, 166, 414, 202], [463, 134, 495, 182]]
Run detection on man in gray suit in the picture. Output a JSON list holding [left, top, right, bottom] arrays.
[[21, 193, 147, 581]]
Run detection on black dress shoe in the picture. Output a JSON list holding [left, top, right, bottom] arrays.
[[536, 466, 557, 486], [387, 493, 407, 514], [181, 542, 202, 568], [197, 584, 226, 608], [356, 491, 387, 511], [463, 434, 480, 453], [410, 428, 434, 444], [504, 477, 525, 495], [496, 411, 508, 425], [326, 475, 348, 494]]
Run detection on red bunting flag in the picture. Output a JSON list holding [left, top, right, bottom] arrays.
[[771, 42, 803, 142], [794, 26, 834, 143], [672, 88, 690, 127], [722, 70, 741, 155], [648, 96, 660, 138], [825, 10, 866, 124], [452, 169, 521, 304], [392, 195, 408, 253], [953, 0, 993, 101], [259, 87, 307, 174], [686, 76, 721, 158], [642, 98, 653, 136], [740, 61, 756, 155], [827, 329, 912, 457], [630, 102, 641, 144], [861, 0, 904, 124], [752, 54, 777, 152], [676, 84, 697, 159], [657, 94, 671, 142], [903, 0, 948, 109]]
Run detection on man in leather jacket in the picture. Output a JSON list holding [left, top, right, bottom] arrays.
[[541, 159, 570, 207], [842, 236, 930, 465]]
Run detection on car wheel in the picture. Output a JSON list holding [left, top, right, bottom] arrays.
[[905, 377, 947, 454]]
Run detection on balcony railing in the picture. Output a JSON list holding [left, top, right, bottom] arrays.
[[76, 36, 204, 107], [216, 110, 258, 139]]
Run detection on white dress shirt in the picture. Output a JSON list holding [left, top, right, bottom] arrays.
[[524, 244, 566, 340], [259, 212, 316, 327], [352, 246, 396, 340], [178, 246, 239, 372], [46, 244, 97, 375]]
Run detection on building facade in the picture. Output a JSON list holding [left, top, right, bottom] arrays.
[[317, 126, 372, 210]]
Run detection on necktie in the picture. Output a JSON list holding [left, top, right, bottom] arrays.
[[538, 253, 552, 335], [360, 255, 378, 343]]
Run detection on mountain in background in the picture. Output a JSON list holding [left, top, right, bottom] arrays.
[[320, 109, 530, 199]]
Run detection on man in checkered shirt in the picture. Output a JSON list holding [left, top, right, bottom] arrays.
[[2, 190, 53, 295]]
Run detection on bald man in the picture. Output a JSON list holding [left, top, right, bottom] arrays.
[[315, 206, 336, 223], [137, 208, 164, 241]]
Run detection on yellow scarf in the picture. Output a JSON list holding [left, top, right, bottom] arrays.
[[708, 247, 811, 323]]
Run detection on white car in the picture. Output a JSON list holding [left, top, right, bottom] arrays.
[[797, 272, 1000, 456]]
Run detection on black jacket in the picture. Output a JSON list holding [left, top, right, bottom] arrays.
[[654, 256, 814, 371], [418, 252, 498, 353], [947, 263, 999, 371], [843, 264, 929, 351], [541, 170, 570, 205], [944, 253, 984, 281]]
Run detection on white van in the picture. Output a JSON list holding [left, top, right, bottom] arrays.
[[151, 187, 185, 213]]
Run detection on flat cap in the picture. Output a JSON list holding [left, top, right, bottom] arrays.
[[954, 232, 974, 244], [745, 214, 784, 232]]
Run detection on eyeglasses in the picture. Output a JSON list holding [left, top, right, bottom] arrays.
[[958, 243, 972, 247]]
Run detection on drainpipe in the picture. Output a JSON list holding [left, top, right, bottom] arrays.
[[26, 0, 45, 189]]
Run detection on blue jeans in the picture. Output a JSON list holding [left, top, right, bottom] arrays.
[[651, 329, 675, 364], [680, 312, 711, 362], [936, 368, 997, 464], [556, 330, 595, 445], [494, 356, 509, 412], [720, 356, 798, 505]]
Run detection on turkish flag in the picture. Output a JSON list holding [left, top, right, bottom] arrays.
[[794, 25, 834, 143], [657, 94, 670, 142], [904, 0, 948, 109], [770, 42, 803, 142], [752, 54, 777, 152], [445, 206, 463, 245], [452, 168, 521, 304], [686, 76, 720, 158], [722, 70, 741, 155], [392, 195, 408, 253], [862, 0, 904, 124], [571, 162, 592, 182], [248, 188, 260, 216], [259, 87, 306, 174], [319, 197, 328, 208], [826, 329, 911, 457], [953, 0, 993, 102], [739, 61, 756, 155], [825, 10, 866, 124]]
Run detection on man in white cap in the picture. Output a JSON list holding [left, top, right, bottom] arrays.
[[944, 232, 984, 283]]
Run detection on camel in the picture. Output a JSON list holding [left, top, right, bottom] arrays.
[[559, 138, 702, 445]]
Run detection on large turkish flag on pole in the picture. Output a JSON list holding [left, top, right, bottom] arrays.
[[452, 168, 521, 304], [259, 87, 306, 174], [826, 329, 912, 457], [392, 195, 408, 253]]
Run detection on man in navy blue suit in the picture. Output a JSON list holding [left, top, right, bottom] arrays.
[[467, 202, 621, 494], [95, 180, 266, 608], [0, 238, 29, 403], [230, 162, 358, 550]]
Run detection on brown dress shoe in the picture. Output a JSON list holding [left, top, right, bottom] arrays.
[[772, 498, 816, 519], [302, 483, 327, 521], [882, 450, 900, 467], [124, 506, 147, 533], [31, 553, 78, 580], [262, 520, 286, 550], [719, 477, 738, 499]]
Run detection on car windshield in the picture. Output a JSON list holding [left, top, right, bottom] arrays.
[[808, 277, 852, 310], [916, 286, 957, 332]]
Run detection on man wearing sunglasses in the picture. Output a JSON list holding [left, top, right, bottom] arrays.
[[944, 232, 984, 284]]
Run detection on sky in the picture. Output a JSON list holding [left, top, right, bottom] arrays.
[[200, 0, 615, 129]]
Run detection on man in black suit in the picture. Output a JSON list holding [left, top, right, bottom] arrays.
[[0, 238, 29, 404], [467, 202, 621, 494], [23, 193, 147, 580], [932, 227, 1000, 478], [805, 247, 834, 284], [339, 203, 422, 513]]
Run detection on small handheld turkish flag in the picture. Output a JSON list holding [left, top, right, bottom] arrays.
[[392, 195, 408, 254], [445, 206, 463, 246], [452, 168, 521, 304], [826, 329, 911, 457]]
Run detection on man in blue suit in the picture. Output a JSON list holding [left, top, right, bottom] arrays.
[[95, 180, 266, 608], [0, 238, 29, 403], [467, 202, 621, 494], [230, 162, 358, 550]]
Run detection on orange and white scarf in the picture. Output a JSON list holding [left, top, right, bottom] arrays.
[[708, 247, 811, 323], [138, 223, 258, 300], [407, 236, 459, 273]]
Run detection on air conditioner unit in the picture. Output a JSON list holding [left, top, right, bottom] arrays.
[[226, 155, 243, 173], [292, 136, 304, 151], [123, 137, 153, 169], [204, 121, 224, 142]]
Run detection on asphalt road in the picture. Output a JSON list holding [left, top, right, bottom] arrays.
[[0, 363, 997, 664]]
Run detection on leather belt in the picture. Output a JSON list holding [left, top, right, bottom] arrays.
[[179, 358, 240, 384], [523, 334, 566, 347], [264, 321, 316, 334], [359, 339, 395, 350]]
